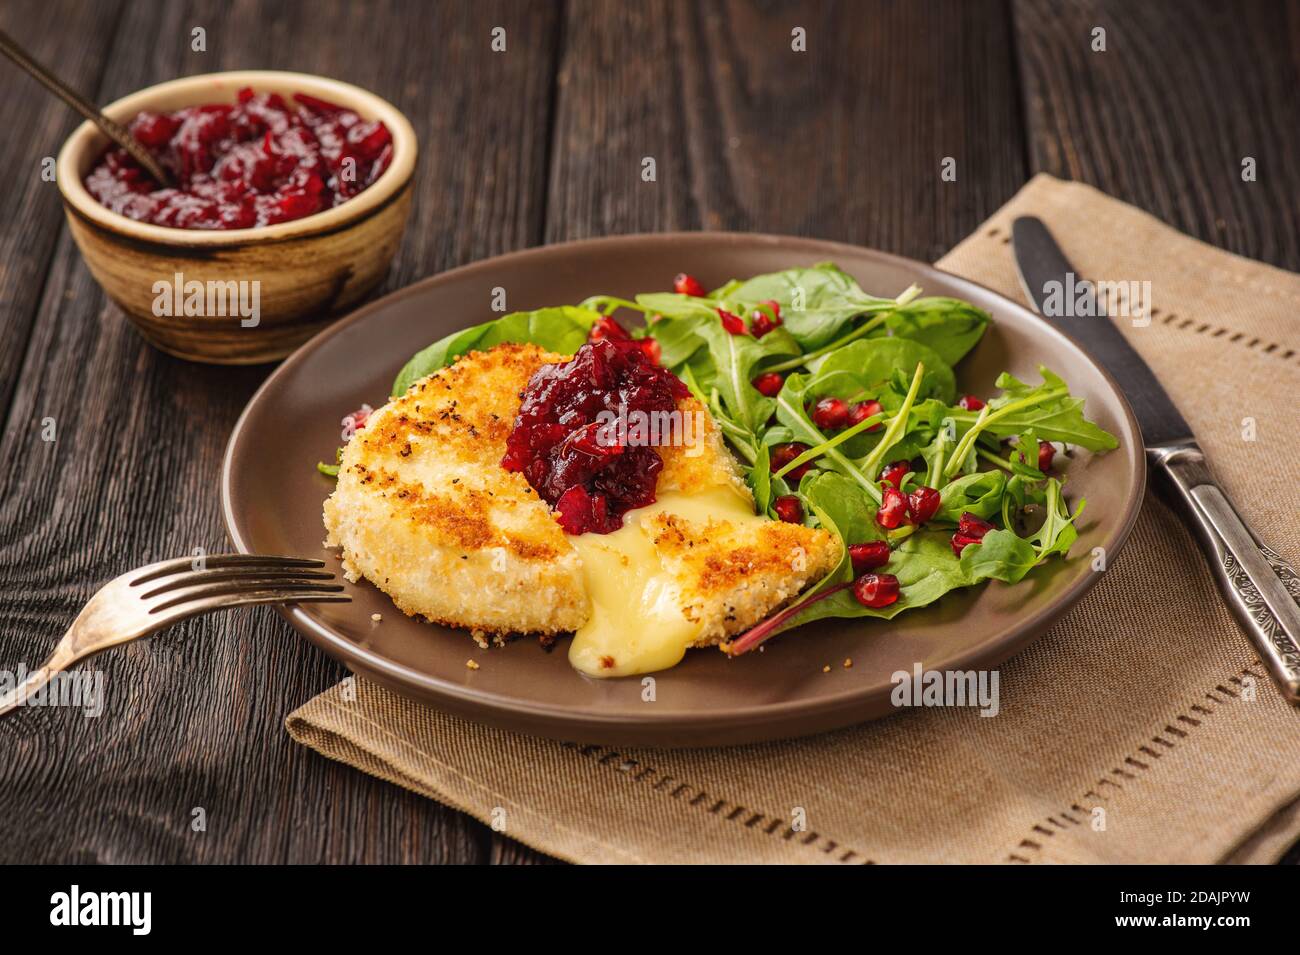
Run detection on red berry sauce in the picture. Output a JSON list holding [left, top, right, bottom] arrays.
[[84, 88, 394, 230], [501, 338, 689, 535]]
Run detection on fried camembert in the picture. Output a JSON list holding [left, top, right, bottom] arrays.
[[323, 340, 839, 677]]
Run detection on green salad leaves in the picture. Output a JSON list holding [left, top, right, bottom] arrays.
[[378, 261, 1118, 652], [391, 305, 601, 397]]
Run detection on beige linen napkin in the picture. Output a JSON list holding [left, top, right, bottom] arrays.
[[287, 174, 1300, 864]]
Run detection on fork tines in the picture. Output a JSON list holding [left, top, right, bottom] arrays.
[[130, 554, 327, 586], [128, 554, 350, 613]]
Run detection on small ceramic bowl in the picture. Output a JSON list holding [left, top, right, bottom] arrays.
[[57, 70, 417, 364]]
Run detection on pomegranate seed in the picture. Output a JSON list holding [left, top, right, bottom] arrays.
[[717, 308, 748, 336], [852, 573, 900, 609], [673, 273, 706, 297], [344, 404, 372, 430], [638, 337, 662, 365], [1038, 440, 1056, 472], [952, 511, 995, 556], [958, 512, 994, 537], [588, 315, 631, 342], [957, 394, 985, 411], [751, 300, 783, 338], [906, 485, 942, 525], [849, 399, 883, 432], [879, 460, 911, 489], [752, 372, 784, 397], [811, 397, 851, 430], [770, 442, 813, 482], [773, 495, 804, 524], [849, 540, 891, 574], [875, 486, 908, 529]]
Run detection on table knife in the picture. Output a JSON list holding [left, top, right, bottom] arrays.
[[1012, 215, 1300, 702]]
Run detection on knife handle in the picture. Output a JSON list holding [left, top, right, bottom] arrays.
[[1149, 441, 1300, 702]]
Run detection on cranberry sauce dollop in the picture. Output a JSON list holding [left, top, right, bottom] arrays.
[[84, 88, 394, 230], [501, 337, 689, 535]]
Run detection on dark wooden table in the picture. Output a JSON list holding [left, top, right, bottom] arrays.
[[2, 0, 1297, 864]]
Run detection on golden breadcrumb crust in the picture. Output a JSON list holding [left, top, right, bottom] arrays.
[[323, 342, 839, 647]]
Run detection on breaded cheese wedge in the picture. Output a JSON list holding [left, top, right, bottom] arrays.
[[323, 342, 840, 674], [324, 343, 586, 635]]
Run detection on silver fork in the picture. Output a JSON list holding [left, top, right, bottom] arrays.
[[0, 554, 350, 716]]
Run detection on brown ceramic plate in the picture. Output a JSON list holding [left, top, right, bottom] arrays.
[[222, 232, 1145, 746]]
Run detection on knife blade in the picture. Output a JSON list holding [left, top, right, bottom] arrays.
[[1012, 216, 1193, 448], [1012, 215, 1300, 703]]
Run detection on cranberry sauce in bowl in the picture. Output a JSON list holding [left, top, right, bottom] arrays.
[[84, 88, 394, 230], [501, 329, 689, 535]]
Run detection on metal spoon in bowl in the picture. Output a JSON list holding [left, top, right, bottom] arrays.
[[0, 26, 173, 187]]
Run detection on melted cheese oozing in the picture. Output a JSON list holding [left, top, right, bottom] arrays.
[[569, 486, 765, 678]]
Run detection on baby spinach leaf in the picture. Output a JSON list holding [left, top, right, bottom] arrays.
[[876, 297, 990, 366], [719, 263, 907, 349], [958, 528, 1039, 583], [391, 305, 601, 397], [641, 313, 710, 368], [811, 338, 956, 404]]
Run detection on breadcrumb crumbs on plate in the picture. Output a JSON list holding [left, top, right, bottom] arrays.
[[843, 658, 853, 668], [822, 665, 831, 673], [370, 613, 383, 622], [466, 659, 480, 670]]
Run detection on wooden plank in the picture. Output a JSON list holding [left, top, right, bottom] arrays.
[[0, 0, 124, 414], [1013, 0, 1300, 270], [0, 0, 560, 864], [546, 0, 1028, 263]]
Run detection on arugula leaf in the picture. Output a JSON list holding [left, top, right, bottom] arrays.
[[693, 317, 799, 432], [946, 367, 1118, 452], [960, 478, 1084, 582], [856, 362, 927, 488], [1030, 478, 1084, 562], [390, 305, 601, 397]]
